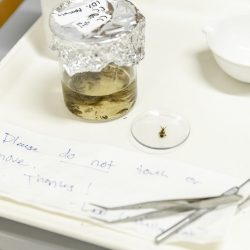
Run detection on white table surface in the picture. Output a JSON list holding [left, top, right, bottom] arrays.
[[0, 0, 250, 250], [0, 1, 106, 249]]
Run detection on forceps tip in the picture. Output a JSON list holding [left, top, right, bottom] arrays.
[[154, 232, 171, 244]]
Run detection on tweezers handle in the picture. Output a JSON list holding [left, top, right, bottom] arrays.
[[155, 208, 210, 244], [154, 183, 248, 244], [92, 197, 217, 211], [93, 186, 241, 210], [100, 194, 241, 224]]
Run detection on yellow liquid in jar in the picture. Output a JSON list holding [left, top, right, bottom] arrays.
[[62, 64, 137, 121]]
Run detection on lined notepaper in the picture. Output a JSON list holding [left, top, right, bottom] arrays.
[[0, 122, 241, 243]]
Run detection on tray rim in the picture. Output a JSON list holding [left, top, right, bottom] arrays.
[[1, 1, 250, 249]]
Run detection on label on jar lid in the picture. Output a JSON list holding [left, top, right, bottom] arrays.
[[52, 0, 112, 35]]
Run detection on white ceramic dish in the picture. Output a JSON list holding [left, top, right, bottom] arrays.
[[203, 14, 250, 83]]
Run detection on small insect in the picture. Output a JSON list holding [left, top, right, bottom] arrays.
[[159, 126, 167, 138]]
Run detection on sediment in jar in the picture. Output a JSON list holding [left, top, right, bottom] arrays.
[[62, 64, 137, 121]]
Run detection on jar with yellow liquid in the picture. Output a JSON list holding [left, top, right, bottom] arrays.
[[50, 0, 145, 121]]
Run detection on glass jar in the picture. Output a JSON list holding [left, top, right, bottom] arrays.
[[49, 0, 145, 121], [61, 63, 137, 120]]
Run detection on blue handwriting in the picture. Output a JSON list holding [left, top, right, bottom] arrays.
[[185, 176, 200, 185], [59, 148, 76, 160], [136, 165, 168, 178], [23, 173, 74, 192], [0, 152, 28, 167], [91, 159, 115, 171], [2, 132, 38, 152]]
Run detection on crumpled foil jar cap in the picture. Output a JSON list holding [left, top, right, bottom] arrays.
[[49, 0, 145, 76]]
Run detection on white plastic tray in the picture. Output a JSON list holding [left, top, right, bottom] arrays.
[[0, 0, 250, 249]]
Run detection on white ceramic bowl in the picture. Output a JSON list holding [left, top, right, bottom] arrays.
[[203, 14, 250, 83]]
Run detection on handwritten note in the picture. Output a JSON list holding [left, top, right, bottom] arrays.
[[52, 0, 112, 35], [0, 122, 242, 243]]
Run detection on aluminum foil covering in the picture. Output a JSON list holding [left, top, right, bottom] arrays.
[[50, 0, 145, 76]]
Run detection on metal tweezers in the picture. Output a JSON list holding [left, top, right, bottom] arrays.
[[92, 194, 242, 223], [155, 178, 250, 244], [92, 179, 250, 244]]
